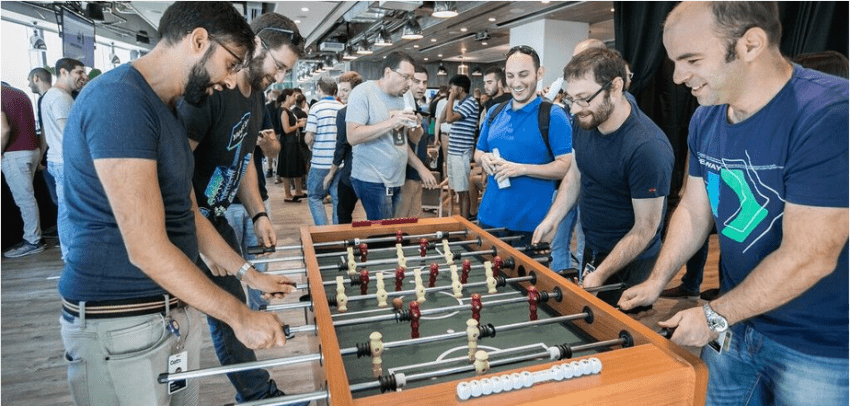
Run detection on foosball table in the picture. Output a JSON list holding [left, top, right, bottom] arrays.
[[295, 216, 707, 406]]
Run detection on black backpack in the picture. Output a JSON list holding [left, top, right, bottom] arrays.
[[486, 100, 558, 160]]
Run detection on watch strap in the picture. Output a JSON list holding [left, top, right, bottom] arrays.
[[236, 262, 252, 281]]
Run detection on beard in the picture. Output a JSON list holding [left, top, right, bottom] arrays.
[[247, 55, 271, 91], [183, 53, 214, 107], [576, 94, 614, 130]]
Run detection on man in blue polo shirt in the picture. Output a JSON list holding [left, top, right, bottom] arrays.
[[620, 2, 848, 404], [474, 45, 572, 247]]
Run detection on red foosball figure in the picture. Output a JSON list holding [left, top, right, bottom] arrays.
[[461, 259, 471, 284], [470, 293, 483, 322], [429, 263, 440, 287], [396, 230, 404, 245], [409, 301, 421, 338], [395, 266, 405, 292], [527, 286, 539, 321], [419, 238, 428, 257], [493, 256, 503, 272], [358, 243, 368, 262], [360, 269, 370, 295]]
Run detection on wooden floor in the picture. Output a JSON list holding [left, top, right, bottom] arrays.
[[0, 180, 719, 406]]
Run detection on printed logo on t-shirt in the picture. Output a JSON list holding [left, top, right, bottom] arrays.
[[228, 112, 251, 151]]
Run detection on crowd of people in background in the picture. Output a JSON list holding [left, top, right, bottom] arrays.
[[1, 2, 848, 405]]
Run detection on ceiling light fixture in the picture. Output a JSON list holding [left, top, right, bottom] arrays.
[[488, 17, 496, 22], [374, 29, 393, 47], [471, 66, 482, 76], [401, 15, 424, 40], [356, 39, 373, 55], [343, 46, 358, 60], [437, 64, 448, 76], [433, 1, 459, 18]]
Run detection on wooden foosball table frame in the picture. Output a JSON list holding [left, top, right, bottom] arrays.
[[302, 217, 707, 406]]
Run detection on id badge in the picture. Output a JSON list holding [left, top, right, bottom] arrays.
[[167, 351, 188, 394], [707, 330, 732, 354], [392, 127, 406, 146]]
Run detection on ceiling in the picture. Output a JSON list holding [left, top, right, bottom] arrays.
[[3, 1, 615, 71]]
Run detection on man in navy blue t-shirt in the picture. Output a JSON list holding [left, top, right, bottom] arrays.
[[58, 3, 297, 404], [620, 3, 848, 404], [533, 47, 673, 308]]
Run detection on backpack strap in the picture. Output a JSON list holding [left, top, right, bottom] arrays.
[[485, 99, 511, 128], [537, 101, 554, 160]]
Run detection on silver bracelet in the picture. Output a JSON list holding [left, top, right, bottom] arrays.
[[236, 262, 252, 281]]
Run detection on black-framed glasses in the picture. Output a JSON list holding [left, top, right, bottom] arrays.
[[209, 35, 247, 73], [256, 27, 303, 47], [564, 78, 613, 108], [260, 39, 288, 74]]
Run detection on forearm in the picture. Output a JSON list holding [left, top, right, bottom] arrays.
[[304, 132, 315, 149], [348, 119, 396, 145], [194, 204, 248, 274], [595, 225, 658, 280], [407, 145, 429, 173], [408, 125, 424, 143], [509, 158, 569, 180], [646, 201, 714, 287], [543, 175, 580, 230]]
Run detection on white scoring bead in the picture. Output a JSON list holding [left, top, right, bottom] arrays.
[[570, 361, 582, 376], [500, 375, 513, 392], [480, 378, 493, 395], [511, 373, 523, 390], [562, 362, 575, 379], [551, 365, 565, 381], [579, 359, 592, 375], [490, 375, 503, 393], [469, 380, 483, 398], [535, 369, 552, 384], [521, 371, 534, 388], [456, 382, 471, 401], [590, 357, 602, 374]]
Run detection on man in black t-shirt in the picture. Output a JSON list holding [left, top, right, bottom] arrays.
[[533, 47, 673, 308], [178, 13, 308, 404]]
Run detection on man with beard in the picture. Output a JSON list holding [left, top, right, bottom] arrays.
[[474, 45, 572, 247], [480, 67, 510, 122], [58, 3, 296, 405], [346, 51, 437, 220], [533, 47, 673, 309], [396, 65, 432, 218], [177, 13, 305, 403], [41, 57, 85, 259]]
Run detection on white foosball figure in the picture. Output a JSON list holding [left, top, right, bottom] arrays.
[[376, 272, 388, 308], [396, 243, 406, 269], [336, 276, 348, 312], [414, 269, 426, 303], [450, 265, 463, 298], [442, 239, 454, 264], [370, 331, 384, 377], [467, 318, 480, 361], [474, 350, 490, 375], [347, 247, 357, 276], [484, 261, 497, 294]]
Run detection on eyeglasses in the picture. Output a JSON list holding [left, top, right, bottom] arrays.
[[564, 78, 613, 108], [209, 35, 247, 73], [392, 69, 413, 82], [256, 27, 303, 47], [260, 39, 289, 74]]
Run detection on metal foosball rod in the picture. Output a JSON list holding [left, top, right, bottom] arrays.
[[237, 390, 329, 406], [247, 228, 508, 256]]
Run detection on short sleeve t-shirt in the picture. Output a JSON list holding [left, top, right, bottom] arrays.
[[178, 88, 263, 218], [305, 96, 344, 169], [59, 64, 197, 301], [448, 95, 480, 155], [688, 65, 848, 357], [42, 87, 74, 163], [574, 97, 674, 258], [346, 80, 408, 187], [0, 84, 39, 152]]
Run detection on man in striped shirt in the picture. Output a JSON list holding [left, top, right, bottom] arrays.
[[305, 77, 344, 225], [443, 74, 479, 219]]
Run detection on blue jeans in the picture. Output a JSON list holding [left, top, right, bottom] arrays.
[[49, 161, 69, 258], [702, 323, 848, 406], [550, 206, 578, 271], [224, 202, 270, 310], [1, 150, 42, 245], [307, 167, 339, 226], [198, 217, 275, 402], [351, 178, 400, 221]]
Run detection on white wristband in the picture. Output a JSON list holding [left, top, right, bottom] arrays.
[[236, 262, 252, 281]]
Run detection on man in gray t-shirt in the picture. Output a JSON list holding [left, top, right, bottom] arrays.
[[346, 51, 436, 220]]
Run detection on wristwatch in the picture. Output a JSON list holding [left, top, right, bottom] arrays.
[[703, 303, 729, 333]]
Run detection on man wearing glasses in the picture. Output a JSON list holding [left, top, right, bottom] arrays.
[[177, 13, 307, 404], [346, 51, 437, 220], [533, 47, 673, 309], [58, 3, 296, 405], [474, 45, 572, 247]]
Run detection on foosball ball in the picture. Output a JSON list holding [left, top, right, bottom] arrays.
[[158, 216, 707, 406]]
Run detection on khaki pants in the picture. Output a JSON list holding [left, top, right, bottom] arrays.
[[395, 179, 423, 218]]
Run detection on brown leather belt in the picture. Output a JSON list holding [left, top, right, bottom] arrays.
[[61, 295, 185, 319]]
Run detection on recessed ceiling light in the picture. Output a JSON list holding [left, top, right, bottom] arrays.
[[542, 1, 551, 4], [461, 48, 466, 53], [424, 57, 429, 61], [438, 54, 443, 57], [611, 8, 615, 12], [413, 45, 419, 48], [460, 27, 467, 32], [431, 38, 437, 42], [301, 7, 309, 12], [294, 20, 301, 24], [488, 17, 496, 22], [482, 42, 488, 46]]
